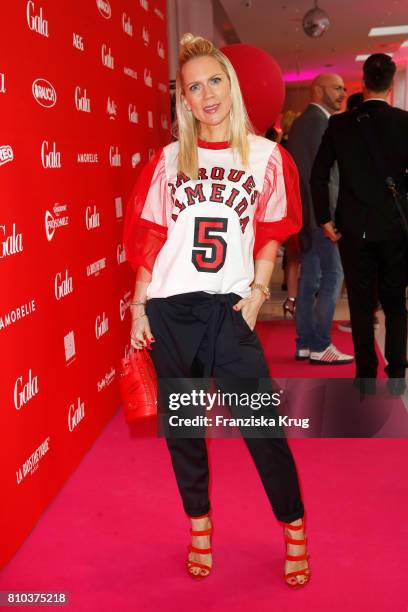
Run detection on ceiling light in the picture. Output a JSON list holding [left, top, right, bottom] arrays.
[[355, 53, 393, 61], [369, 25, 408, 36]]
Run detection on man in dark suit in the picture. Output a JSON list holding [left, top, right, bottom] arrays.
[[311, 54, 408, 394], [287, 73, 354, 365]]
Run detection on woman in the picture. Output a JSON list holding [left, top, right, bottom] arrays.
[[123, 33, 310, 587]]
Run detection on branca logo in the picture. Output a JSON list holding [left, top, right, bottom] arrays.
[[97, 0, 111, 19], [32, 78, 57, 108]]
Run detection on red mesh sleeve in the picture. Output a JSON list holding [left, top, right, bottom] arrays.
[[254, 144, 302, 259], [123, 149, 169, 274]]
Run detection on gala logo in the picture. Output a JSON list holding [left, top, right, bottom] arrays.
[[14, 369, 39, 411], [0, 223, 23, 258], [26, 1, 49, 38], [55, 269, 73, 300], [68, 398, 85, 432]]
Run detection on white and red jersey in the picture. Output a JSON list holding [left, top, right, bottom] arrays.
[[124, 134, 302, 299]]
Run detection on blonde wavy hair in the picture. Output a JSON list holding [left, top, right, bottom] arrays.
[[175, 33, 254, 179]]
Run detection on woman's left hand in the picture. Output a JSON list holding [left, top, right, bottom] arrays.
[[233, 290, 266, 331]]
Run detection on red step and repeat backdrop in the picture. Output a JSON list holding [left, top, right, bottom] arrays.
[[0, 0, 170, 568]]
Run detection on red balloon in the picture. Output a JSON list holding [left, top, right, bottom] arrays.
[[220, 44, 285, 134]]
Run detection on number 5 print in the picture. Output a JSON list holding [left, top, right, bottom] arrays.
[[192, 217, 228, 272]]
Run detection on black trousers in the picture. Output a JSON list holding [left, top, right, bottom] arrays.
[[338, 224, 407, 378], [146, 292, 304, 523]]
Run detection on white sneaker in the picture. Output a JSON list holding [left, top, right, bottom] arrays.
[[310, 344, 354, 365], [295, 348, 311, 360]]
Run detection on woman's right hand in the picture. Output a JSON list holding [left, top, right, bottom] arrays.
[[130, 307, 155, 350]]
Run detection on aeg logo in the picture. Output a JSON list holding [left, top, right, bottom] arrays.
[[73, 33, 84, 51]]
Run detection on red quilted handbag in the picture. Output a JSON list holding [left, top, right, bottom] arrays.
[[120, 348, 157, 423]]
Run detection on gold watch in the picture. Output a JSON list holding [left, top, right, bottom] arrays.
[[251, 283, 270, 299]]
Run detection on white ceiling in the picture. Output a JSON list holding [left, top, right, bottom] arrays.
[[218, 0, 408, 84]]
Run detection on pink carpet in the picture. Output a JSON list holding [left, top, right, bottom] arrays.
[[257, 319, 386, 377], [1, 322, 407, 611]]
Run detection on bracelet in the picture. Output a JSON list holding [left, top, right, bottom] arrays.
[[130, 301, 146, 306], [132, 313, 147, 321], [251, 283, 270, 299]]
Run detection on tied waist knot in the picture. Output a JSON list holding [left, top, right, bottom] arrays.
[[190, 293, 241, 377]]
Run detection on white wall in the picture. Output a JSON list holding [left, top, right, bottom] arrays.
[[166, 0, 214, 81]]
